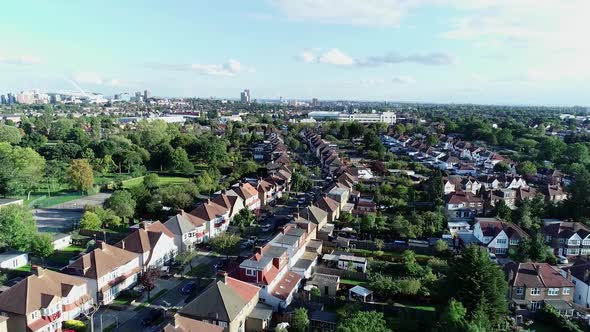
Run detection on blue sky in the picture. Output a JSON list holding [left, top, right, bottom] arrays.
[[1, 0, 589, 105]]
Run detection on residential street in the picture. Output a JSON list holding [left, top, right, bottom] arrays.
[[93, 253, 217, 332]]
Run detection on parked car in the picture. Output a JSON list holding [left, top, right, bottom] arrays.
[[489, 253, 498, 263], [262, 224, 272, 232], [141, 308, 165, 326], [181, 281, 196, 294], [557, 255, 569, 264]]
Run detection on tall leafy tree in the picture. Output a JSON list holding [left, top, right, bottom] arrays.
[[291, 308, 310, 332], [337, 311, 390, 332], [105, 190, 136, 221], [0, 205, 37, 251], [0, 124, 22, 144], [444, 245, 508, 326], [68, 159, 94, 193]]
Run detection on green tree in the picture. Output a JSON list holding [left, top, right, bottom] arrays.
[[175, 250, 197, 277], [209, 233, 240, 259], [435, 239, 449, 253], [80, 211, 102, 230], [0, 124, 22, 144], [517, 161, 537, 177], [493, 162, 510, 173], [8, 145, 46, 200], [233, 208, 256, 229], [291, 308, 309, 332], [0, 205, 37, 251], [63, 320, 87, 332], [444, 245, 508, 325], [171, 147, 194, 174], [143, 173, 160, 191], [494, 200, 512, 222], [105, 190, 136, 221], [426, 134, 439, 146], [139, 267, 160, 301], [68, 159, 94, 193], [337, 311, 390, 332], [30, 233, 55, 262]]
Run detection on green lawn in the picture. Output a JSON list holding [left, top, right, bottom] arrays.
[[340, 278, 369, 287], [46, 245, 85, 265], [122, 175, 191, 189], [397, 303, 436, 312]]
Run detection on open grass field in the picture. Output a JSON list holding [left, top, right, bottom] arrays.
[[122, 174, 192, 189]]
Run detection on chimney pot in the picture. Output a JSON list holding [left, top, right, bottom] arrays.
[[217, 271, 228, 284]]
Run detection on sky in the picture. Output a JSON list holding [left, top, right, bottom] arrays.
[[1, 0, 589, 105]]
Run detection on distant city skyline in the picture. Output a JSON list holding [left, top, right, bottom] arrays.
[[1, 1, 589, 106]]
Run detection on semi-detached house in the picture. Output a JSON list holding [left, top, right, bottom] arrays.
[[473, 218, 529, 256], [228, 183, 260, 211], [0, 267, 93, 332], [115, 221, 178, 270], [541, 221, 590, 257], [65, 242, 141, 305]]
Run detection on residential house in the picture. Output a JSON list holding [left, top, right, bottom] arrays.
[[65, 242, 141, 305], [115, 221, 178, 270], [179, 275, 263, 332], [189, 200, 230, 239], [327, 187, 350, 210], [541, 185, 567, 204], [299, 205, 329, 230], [162, 314, 224, 332], [315, 196, 340, 223], [445, 191, 484, 221], [212, 192, 245, 220], [228, 183, 261, 211], [473, 218, 529, 256], [0, 267, 93, 332], [337, 255, 368, 273], [561, 260, 590, 309], [256, 179, 278, 206], [354, 198, 377, 215], [447, 221, 470, 236], [541, 222, 590, 257], [163, 212, 204, 252], [505, 262, 574, 316], [483, 188, 517, 209]]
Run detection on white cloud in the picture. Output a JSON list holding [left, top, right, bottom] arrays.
[[72, 72, 129, 87], [0, 54, 42, 65], [318, 48, 355, 65], [300, 48, 454, 67], [151, 59, 250, 77]]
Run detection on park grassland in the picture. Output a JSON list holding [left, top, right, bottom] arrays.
[[121, 175, 192, 189]]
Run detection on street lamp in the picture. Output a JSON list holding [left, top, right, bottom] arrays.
[[82, 303, 101, 332]]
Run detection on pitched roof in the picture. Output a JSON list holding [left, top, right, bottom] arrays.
[[230, 183, 259, 200], [476, 218, 529, 239], [163, 213, 195, 235], [316, 196, 339, 213], [163, 315, 224, 332], [505, 262, 574, 288], [180, 277, 259, 322], [541, 222, 590, 239], [0, 268, 87, 315], [301, 206, 328, 225], [189, 200, 229, 224], [67, 242, 138, 280]]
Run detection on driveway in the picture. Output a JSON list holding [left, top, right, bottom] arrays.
[[34, 193, 111, 233]]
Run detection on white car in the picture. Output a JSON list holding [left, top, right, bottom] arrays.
[[489, 253, 498, 263], [557, 255, 569, 264]]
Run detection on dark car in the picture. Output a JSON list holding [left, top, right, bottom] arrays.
[[181, 281, 196, 294], [141, 308, 165, 326]]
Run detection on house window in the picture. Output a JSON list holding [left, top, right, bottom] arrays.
[[563, 288, 571, 295], [530, 301, 542, 312], [530, 288, 541, 296], [245, 269, 256, 277], [497, 239, 507, 245], [509, 239, 519, 245], [516, 287, 524, 295], [548, 288, 559, 296], [495, 248, 507, 254], [219, 321, 228, 328], [559, 238, 565, 244], [584, 240, 590, 246], [567, 248, 580, 256], [569, 240, 581, 246]]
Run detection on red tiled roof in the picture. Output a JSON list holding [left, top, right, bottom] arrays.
[[505, 262, 574, 288], [271, 271, 302, 300], [226, 276, 260, 302]]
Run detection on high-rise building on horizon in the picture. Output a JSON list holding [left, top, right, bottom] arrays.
[[240, 89, 251, 103], [144, 89, 151, 100]]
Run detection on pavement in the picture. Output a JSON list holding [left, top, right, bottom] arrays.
[[33, 193, 111, 233], [94, 252, 218, 332]]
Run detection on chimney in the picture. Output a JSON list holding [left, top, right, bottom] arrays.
[[217, 271, 228, 284], [255, 246, 263, 256], [508, 270, 514, 283], [31, 265, 44, 277], [98, 240, 107, 250], [139, 222, 147, 230], [172, 314, 180, 328], [121, 240, 126, 250]]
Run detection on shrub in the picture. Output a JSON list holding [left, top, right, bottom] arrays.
[[63, 320, 87, 332]]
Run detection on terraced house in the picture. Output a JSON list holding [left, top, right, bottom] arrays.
[[0, 267, 93, 332], [473, 218, 529, 256], [115, 221, 178, 270]]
